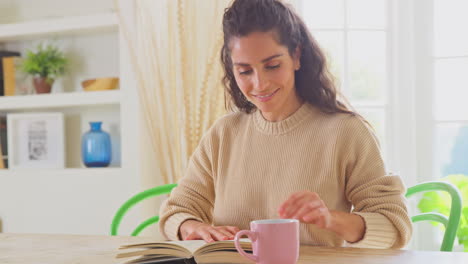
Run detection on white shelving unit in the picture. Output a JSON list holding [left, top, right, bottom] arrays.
[[0, 7, 123, 168], [0, 13, 118, 41], [0, 90, 121, 110], [0, 167, 122, 177], [0, 0, 144, 236]]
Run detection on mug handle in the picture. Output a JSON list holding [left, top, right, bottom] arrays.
[[234, 230, 258, 263]]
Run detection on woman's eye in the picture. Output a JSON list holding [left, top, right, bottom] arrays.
[[239, 69, 253, 75], [266, 64, 280, 70]]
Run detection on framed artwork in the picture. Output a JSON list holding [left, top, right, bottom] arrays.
[[7, 112, 65, 169]]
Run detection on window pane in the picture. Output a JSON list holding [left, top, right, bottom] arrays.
[[434, 58, 468, 121], [312, 31, 344, 89], [347, 0, 387, 29], [302, 0, 344, 29], [435, 123, 468, 177], [434, 0, 468, 57], [357, 108, 387, 159], [348, 31, 386, 102]]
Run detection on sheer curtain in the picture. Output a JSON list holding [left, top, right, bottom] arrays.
[[119, 0, 231, 185]]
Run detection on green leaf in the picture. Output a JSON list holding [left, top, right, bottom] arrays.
[[463, 239, 468, 252], [20, 43, 67, 81]]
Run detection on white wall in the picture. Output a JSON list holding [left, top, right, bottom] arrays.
[[0, 169, 140, 235]]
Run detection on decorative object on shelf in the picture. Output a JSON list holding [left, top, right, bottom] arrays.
[[0, 51, 21, 96], [21, 43, 68, 94], [81, 77, 119, 91], [82, 121, 112, 167], [2, 56, 35, 96], [6, 112, 65, 169]]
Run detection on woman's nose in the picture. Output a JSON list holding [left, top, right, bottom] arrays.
[[253, 72, 269, 91]]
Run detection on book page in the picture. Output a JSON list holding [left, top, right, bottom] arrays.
[[167, 240, 208, 254], [117, 240, 251, 263], [117, 247, 190, 259], [118, 240, 206, 256], [195, 239, 252, 255], [120, 240, 197, 249]]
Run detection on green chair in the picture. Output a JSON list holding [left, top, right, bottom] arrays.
[[110, 183, 177, 236], [405, 181, 462, 252]]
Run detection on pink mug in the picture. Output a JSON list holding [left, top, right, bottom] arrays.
[[234, 219, 299, 264]]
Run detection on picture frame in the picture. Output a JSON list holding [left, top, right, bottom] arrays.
[[7, 112, 65, 169]]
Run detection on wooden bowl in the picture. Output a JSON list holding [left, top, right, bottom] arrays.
[[82, 77, 119, 91]]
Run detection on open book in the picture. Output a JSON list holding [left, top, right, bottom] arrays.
[[116, 240, 253, 264]]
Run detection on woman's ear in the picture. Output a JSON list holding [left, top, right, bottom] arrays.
[[294, 46, 301, 71]]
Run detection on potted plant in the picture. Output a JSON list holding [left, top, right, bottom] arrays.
[[418, 174, 468, 251], [21, 43, 67, 94]]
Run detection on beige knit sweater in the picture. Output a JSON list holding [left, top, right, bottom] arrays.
[[159, 103, 412, 248]]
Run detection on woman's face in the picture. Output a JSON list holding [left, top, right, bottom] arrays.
[[230, 31, 302, 121]]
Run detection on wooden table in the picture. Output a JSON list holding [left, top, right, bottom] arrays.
[[0, 233, 467, 264]]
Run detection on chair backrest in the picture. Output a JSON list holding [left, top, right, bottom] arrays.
[[110, 183, 177, 236], [405, 181, 462, 252]]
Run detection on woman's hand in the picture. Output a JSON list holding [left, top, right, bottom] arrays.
[[278, 191, 365, 243], [179, 220, 240, 242], [278, 191, 332, 228]]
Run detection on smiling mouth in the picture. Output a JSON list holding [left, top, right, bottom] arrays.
[[253, 88, 279, 100]]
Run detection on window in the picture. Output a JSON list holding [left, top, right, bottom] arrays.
[[296, 0, 468, 251], [433, 0, 468, 179], [296, 0, 390, 159]]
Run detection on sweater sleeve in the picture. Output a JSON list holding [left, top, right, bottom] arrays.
[[158, 132, 216, 241], [339, 116, 412, 249]]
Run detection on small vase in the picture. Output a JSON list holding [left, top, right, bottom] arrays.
[[33, 77, 53, 94], [81, 122, 112, 168]]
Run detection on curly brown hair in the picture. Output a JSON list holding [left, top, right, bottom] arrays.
[[221, 0, 355, 116]]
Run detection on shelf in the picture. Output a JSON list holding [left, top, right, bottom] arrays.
[[0, 13, 118, 41], [0, 167, 122, 177], [0, 90, 121, 111]]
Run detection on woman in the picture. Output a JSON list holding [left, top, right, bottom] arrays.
[[159, 0, 412, 249]]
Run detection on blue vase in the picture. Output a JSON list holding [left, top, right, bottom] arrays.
[[81, 122, 112, 167]]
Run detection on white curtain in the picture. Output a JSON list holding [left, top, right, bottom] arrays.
[[119, 0, 232, 185]]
